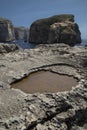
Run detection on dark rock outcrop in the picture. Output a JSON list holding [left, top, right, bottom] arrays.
[[0, 18, 15, 42], [0, 43, 19, 53], [29, 14, 81, 46], [14, 27, 29, 42]]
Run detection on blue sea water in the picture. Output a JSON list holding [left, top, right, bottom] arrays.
[[75, 39, 87, 47], [10, 39, 87, 49], [80, 39, 87, 46], [11, 40, 37, 49]]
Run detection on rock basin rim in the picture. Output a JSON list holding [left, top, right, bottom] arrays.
[[11, 69, 79, 94]]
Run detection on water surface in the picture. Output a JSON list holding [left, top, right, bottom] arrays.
[[5, 39, 87, 49], [11, 71, 78, 93]]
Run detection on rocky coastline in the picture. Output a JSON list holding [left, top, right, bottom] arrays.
[[0, 18, 28, 43], [0, 14, 87, 130], [0, 43, 87, 130]]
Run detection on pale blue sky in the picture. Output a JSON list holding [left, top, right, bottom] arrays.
[[0, 0, 87, 39]]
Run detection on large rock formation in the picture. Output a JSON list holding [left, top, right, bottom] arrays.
[[0, 18, 15, 42], [29, 14, 81, 46], [14, 27, 29, 42]]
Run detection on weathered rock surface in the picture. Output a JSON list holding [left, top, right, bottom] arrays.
[[48, 21, 81, 46], [14, 27, 29, 42], [0, 18, 15, 42], [29, 14, 81, 46], [0, 43, 19, 53], [0, 43, 87, 130]]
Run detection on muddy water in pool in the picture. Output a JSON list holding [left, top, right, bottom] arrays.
[[11, 71, 78, 93]]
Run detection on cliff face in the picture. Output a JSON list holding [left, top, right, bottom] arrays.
[[14, 27, 29, 42], [29, 14, 81, 46], [0, 18, 15, 42], [48, 21, 81, 46]]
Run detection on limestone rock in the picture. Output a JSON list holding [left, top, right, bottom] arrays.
[[14, 27, 29, 42], [0, 44, 87, 130], [29, 14, 81, 46], [48, 21, 81, 46], [0, 43, 19, 53], [0, 18, 15, 42]]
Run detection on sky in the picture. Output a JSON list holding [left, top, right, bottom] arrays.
[[0, 0, 87, 39]]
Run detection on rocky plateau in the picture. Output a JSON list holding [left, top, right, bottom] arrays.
[[0, 43, 87, 130]]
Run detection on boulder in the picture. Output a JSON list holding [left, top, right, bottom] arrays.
[[14, 27, 29, 42], [0, 18, 15, 42], [29, 14, 81, 46]]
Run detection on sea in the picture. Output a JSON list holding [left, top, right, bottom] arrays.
[[10, 40, 37, 49], [77, 39, 87, 47], [9, 39, 87, 49]]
